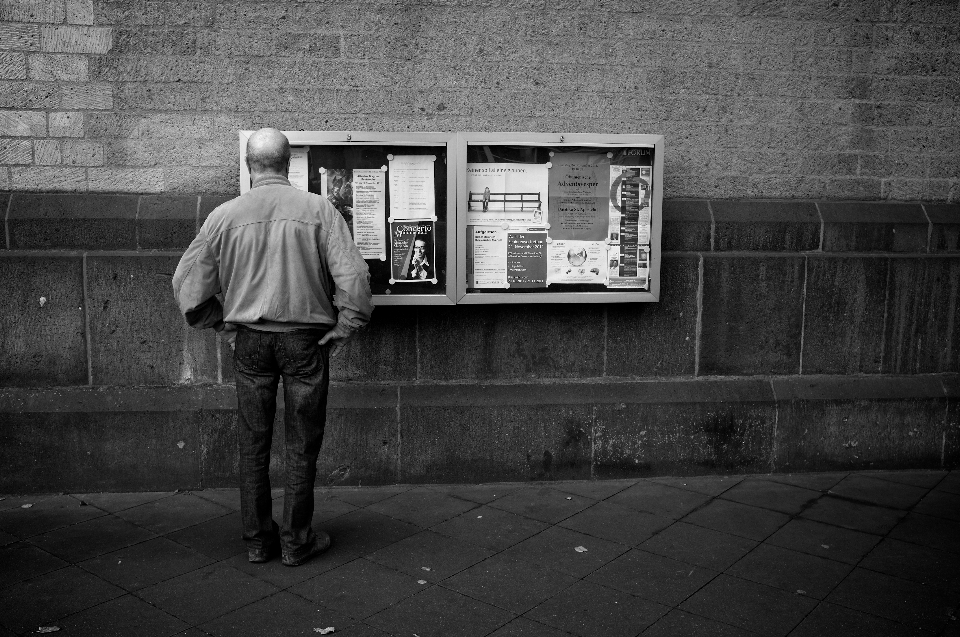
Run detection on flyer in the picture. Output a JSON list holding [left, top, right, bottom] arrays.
[[389, 155, 435, 220], [320, 168, 354, 230], [467, 226, 507, 288], [288, 147, 309, 191], [390, 220, 436, 283], [352, 169, 386, 260], [466, 163, 548, 226], [507, 231, 547, 288], [547, 154, 610, 241], [608, 245, 650, 289], [546, 240, 607, 285]]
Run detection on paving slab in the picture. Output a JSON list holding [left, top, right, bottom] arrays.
[[648, 475, 745, 497], [607, 481, 713, 519], [113, 493, 233, 535], [443, 552, 578, 614], [0, 495, 107, 538], [764, 518, 881, 565], [826, 567, 955, 632], [859, 537, 960, 590], [642, 609, 760, 637], [718, 478, 821, 515], [431, 505, 549, 551], [765, 472, 847, 491], [328, 485, 411, 508], [73, 491, 176, 512], [425, 483, 521, 504], [201, 590, 360, 637], [366, 529, 494, 582], [57, 592, 189, 637], [862, 469, 948, 489], [548, 479, 638, 500], [523, 579, 669, 637], [800, 495, 906, 535], [586, 548, 718, 606], [558, 501, 673, 546], [786, 601, 917, 637], [79, 536, 216, 591], [321, 509, 424, 556], [887, 512, 960, 554], [487, 486, 596, 524], [27, 513, 156, 563], [500, 525, 628, 578], [640, 522, 758, 571], [0, 542, 69, 590], [486, 617, 574, 637], [725, 543, 853, 599], [682, 499, 790, 541], [366, 585, 514, 637], [192, 488, 241, 510], [828, 474, 929, 509], [367, 488, 480, 528], [936, 471, 960, 494], [164, 510, 245, 561], [913, 489, 960, 521], [290, 557, 426, 619], [223, 539, 358, 589]]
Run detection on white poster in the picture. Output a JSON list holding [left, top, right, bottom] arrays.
[[389, 155, 435, 220], [466, 163, 548, 226], [352, 169, 386, 260], [288, 147, 309, 191], [546, 240, 607, 284], [468, 226, 508, 288], [547, 154, 610, 241]]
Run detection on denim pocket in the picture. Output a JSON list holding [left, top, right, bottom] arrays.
[[281, 331, 324, 376]]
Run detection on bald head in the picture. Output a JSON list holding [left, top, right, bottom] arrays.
[[246, 128, 291, 176]]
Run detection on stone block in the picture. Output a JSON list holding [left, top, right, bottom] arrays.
[[0, 0, 65, 23], [802, 256, 888, 374], [198, 194, 232, 225], [61, 140, 102, 166], [699, 255, 805, 375], [65, 0, 93, 25], [138, 194, 197, 250], [9, 193, 136, 249], [10, 166, 86, 191], [0, 255, 87, 386], [0, 138, 30, 164], [0, 411, 202, 493], [48, 110, 82, 136], [34, 139, 61, 165], [26, 53, 86, 81], [87, 167, 163, 193], [86, 254, 218, 386], [0, 79, 60, 108], [418, 304, 605, 381], [773, 376, 950, 472], [661, 199, 711, 252], [320, 402, 399, 486], [0, 109, 45, 135], [882, 257, 960, 373], [40, 25, 112, 53], [331, 306, 418, 382], [820, 202, 929, 252], [0, 50, 25, 78], [61, 82, 111, 109], [0, 22, 40, 50], [926, 204, 960, 253], [712, 200, 820, 252], [606, 255, 699, 377]]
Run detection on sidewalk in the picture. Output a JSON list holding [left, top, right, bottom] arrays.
[[1, 471, 958, 637]]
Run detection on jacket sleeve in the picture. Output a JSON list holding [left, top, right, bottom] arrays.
[[172, 228, 225, 330], [325, 212, 374, 336]]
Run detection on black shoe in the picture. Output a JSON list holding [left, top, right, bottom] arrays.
[[282, 531, 332, 567], [248, 543, 280, 564]]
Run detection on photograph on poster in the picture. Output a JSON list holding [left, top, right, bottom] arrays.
[[320, 168, 354, 229], [391, 220, 436, 283], [466, 163, 549, 226], [546, 240, 607, 284], [389, 155, 436, 220]]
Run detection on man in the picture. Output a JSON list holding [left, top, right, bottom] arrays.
[[407, 238, 430, 280], [173, 128, 373, 567]]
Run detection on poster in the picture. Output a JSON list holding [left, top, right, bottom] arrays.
[[547, 153, 610, 241], [352, 169, 386, 260], [608, 246, 650, 289], [288, 147, 309, 191], [546, 240, 607, 284], [468, 226, 507, 288], [390, 220, 436, 283], [389, 155, 435, 220], [507, 231, 547, 288], [320, 168, 354, 230], [466, 163, 549, 226]]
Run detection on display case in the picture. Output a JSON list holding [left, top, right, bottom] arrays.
[[455, 132, 663, 304], [239, 131, 458, 305]]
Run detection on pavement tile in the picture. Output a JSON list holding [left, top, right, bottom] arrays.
[[679, 574, 817, 637], [313, 491, 361, 522], [486, 617, 574, 637], [487, 487, 596, 524], [79, 537, 216, 591], [0, 496, 107, 538], [0, 566, 125, 634], [27, 513, 156, 563], [787, 601, 916, 637], [73, 491, 175, 512], [682, 499, 790, 541], [862, 470, 948, 489], [558, 501, 673, 546], [524, 580, 669, 637], [290, 557, 423, 619], [718, 478, 821, 515], [201, 590, 359, 637], [137, 563, 280, 625], [316, 623, 393, 637], [223, 539, 358, 589], [322, 509, 422, 555], [367, 489, 479, 528], [0, 493, 80, 512], [607, 481, 712, 519], [642, 609, 760, 637], [501, 526, 628, 579], [764, 518, 881, 565], [113, 493, 233, 535], [426, 483, 521, 504], [828, 474, 929, 509], [825, 567, 954, 632], [329, 485, 411, 508], [58, 592, 189, 637], [443, 553, 578, 614], [366, 529, 494, 582], [0, 542, 68, 589], [888, 512, 960, 553], [586, 548, 718, 606], [937, 471, 960, 494], [640, 522, 758, 571], [0, 530, 16, 547], [548, 479, 637, 500], [192, 488, 241, 510], [165, 511, 245, 561], [800, 495, 905, 535], [431, 505, 549, 551], [726, 543, 853, 600], [648, 475, 745, 497], [913, 489, 960, 521], [859, 537, 960, 590], [765, 472, 847, 491], [367, 585, 514, 637]]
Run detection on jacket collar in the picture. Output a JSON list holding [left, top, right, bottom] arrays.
[[251, 174, 291, 188]]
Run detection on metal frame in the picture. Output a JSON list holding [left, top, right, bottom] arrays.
[[455, 132, 664, 304], [238, 130, 458, 306]]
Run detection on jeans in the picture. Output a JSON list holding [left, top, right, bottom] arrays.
[[233, 327, 329, 558]]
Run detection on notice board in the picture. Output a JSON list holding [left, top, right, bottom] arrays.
[[239, 131, 457, 305]]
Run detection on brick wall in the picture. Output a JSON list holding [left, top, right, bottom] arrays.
[[0, 0, 957, 200]]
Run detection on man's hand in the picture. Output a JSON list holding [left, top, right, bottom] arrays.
[[222, 326, 238, 351], [319, 328, 350, 357]]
